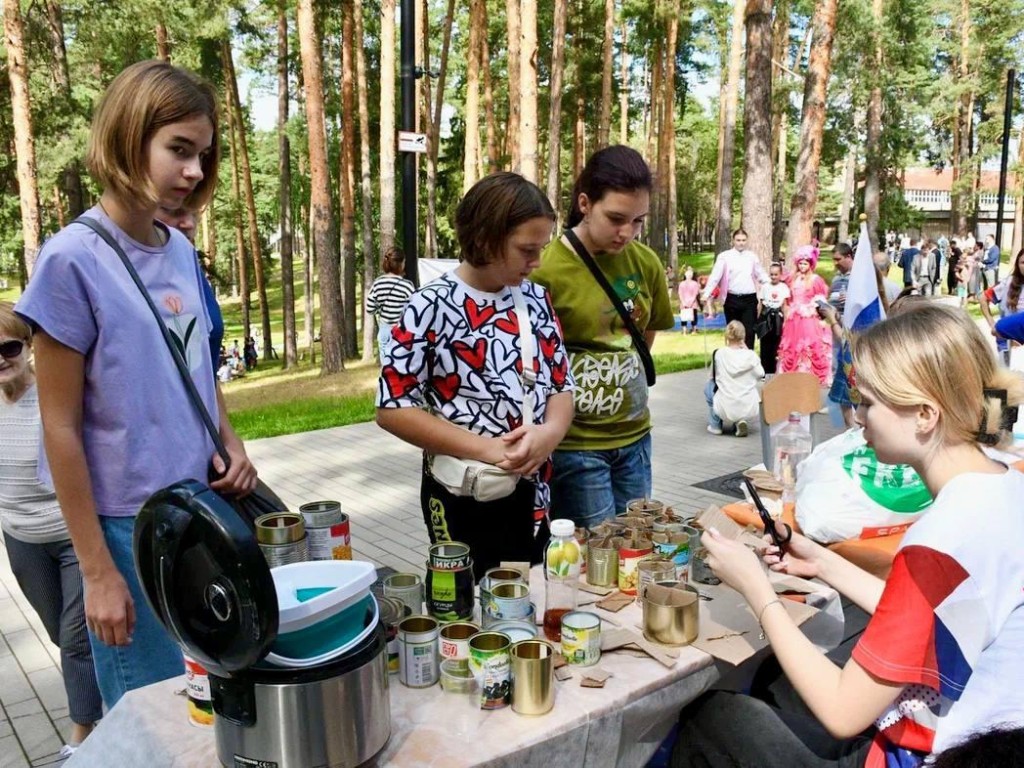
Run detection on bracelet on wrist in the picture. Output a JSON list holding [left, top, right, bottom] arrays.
[[757, 598, 784, 626]]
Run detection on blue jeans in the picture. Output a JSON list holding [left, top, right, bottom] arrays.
[[549, 432, 652, 529], [704, 379, 723, 430], [88, 516, 184, 709]]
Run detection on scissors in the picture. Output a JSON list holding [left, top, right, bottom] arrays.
[[742, 478, 792, 552]]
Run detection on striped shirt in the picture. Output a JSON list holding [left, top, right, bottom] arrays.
[[0, 384, 68, 543], [365, 274, 415, 324]]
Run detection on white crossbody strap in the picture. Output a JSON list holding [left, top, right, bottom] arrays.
[[511, 286, 535, 427]]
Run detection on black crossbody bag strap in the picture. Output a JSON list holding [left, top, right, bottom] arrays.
[[563, 229, 656, 386], [74, 217, 231, 467]]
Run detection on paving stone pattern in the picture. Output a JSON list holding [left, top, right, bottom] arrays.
[[0, 367, 813, 766]]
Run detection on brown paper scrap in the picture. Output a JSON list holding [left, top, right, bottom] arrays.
[[580, 678, 606, 688], [555, 666, 574, 682], [579, 581, 617, 596], [553, 654, 568, 669], [596, 593, 634, 612], [581, 666, 611, 683]]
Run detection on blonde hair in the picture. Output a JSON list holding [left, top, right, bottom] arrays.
[[724, 320, 746, 345], [86, 60, 219, 211], [853, 304, 1024, 449], [0, 301, 31, 342]]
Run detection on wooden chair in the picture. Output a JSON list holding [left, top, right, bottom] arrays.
[[759, 372, 825, 472]]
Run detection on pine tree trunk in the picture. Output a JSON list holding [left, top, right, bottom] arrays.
[[201, 204, 217, 272], [156, 21, 170, 61], [278, 0, 298, 368], [712, 23, 728, 238], [463, 0, 483, 192], [481, 18, 499, 173], [341, 3, 358, 358], [356, 0, 377, 360], [838, 138, 857, 244], [3, 0, 41, 276], [519, 0, 539, 183], [740, 0, 774, 268], [506, 0, 521, 171], [769, 0, 790, 261], [646, 39, 662, 174], [223, 39, 273, 360], [225, 93, 251, 340], [715, 0, 745, 254], [863, 0, 884, 250], [664, 0, 680, 272], [950, 0, 971, 236], [43, 1, 84, 219], [546, 0, 568, 212], [298, 152, 315, 363], [298, 0, 345, 373], [597, 0, 615, 149], [786, 0, 838, 256], [380, 0, 398, 256], [619, 19, 629, 144], [425, 0, 455, 261]]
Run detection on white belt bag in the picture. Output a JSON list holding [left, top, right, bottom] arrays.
[[427, 287, 536, 503]]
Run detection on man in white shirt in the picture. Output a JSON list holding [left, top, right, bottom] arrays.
[[702, 228, 768, 349]]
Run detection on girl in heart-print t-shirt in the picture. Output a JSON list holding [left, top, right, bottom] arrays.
[[377, 271, 574, 516]]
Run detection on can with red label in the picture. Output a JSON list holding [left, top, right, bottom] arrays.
[[184, 655, 214, 727], [618, 538, 654, 596], [300, 501, 351, 560]]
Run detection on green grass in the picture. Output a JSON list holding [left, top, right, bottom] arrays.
[[230, 392, 377, 440]]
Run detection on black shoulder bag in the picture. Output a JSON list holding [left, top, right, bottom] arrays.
[[562, 229, 657, 386], [75, 217, 286, 529]]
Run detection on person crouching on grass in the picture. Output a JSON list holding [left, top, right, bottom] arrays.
[[704, 320, 764, 437]]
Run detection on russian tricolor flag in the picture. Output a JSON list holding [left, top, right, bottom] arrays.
[[844, 221, 886, 333]]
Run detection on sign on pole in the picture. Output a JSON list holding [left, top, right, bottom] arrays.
[[398, 131, 427, 154]]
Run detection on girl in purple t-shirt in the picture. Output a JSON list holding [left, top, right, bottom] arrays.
[[16, 61, 257, 709]]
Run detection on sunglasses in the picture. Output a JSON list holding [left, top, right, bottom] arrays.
[[0, 340, 25, 359]]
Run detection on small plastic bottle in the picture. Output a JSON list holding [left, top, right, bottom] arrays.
[[543, 519, 581, 642], [774, 411, 812, 516]]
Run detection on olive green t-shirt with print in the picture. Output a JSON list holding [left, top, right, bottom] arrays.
[[532, 237, 674, 451]]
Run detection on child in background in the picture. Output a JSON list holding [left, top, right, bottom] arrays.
[[677, 267, 701, 334], [757, 263, 789, 374]]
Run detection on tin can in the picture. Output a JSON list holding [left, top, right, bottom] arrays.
[[652, 531, 691, 581], [626, 498, 666, 517], [439, 621, 480, 665], [486, 618, 538, 643], [468, 632, 512, 709], [483, 603, 535, 630], [586, 535, 621, 587], [560, 611, 601, 666], [378, 596, 410, 675], [383, 573, 425, 616], [299, 501, 351, 561], [398, 615, 440, 688], [618, 539, 654, 595], [510, 639, 555, 716], [637, 558, 677, 598], [485, 581, 532, 621], [426, 562, 475, 622], [429, 541, 472, 571], [184, 654, 214, 727], [480, 568, 525, 608], [255, 512, 308, 568]]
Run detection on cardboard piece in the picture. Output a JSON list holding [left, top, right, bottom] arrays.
[[596, 593, 635, 612], [600, 627, 679, 669], [579, 581, 617, 596], [643, 583, 697, 608], [554, 666, 574, 682], [580, 677, 606, 689], [582, 666, 612, 683], [689, 581, 818, 665], [695, 506, 763, 548]]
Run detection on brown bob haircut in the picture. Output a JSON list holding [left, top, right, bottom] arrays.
[[455, 172, 555, 266], [86, 60, 220, 211]]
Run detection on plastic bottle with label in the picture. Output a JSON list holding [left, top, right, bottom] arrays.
[[543, 519, 580, 642], [774, 411, 812, 516]]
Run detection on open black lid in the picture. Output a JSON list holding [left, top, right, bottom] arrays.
[[133, 480, 278, 676]]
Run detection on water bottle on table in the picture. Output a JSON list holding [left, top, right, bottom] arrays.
[[774, 411, 812, 516], [543, 519, 580, 642]]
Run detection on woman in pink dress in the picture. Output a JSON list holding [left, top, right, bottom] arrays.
[[777, 244, 832, 385], [677, 266, 701, 333]]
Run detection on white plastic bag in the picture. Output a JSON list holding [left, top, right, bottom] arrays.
[[795, 429, 933, 543]]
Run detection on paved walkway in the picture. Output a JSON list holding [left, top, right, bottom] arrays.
[[0, 366, 821, 767]]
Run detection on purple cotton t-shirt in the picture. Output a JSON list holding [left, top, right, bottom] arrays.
[[16, 207, 218, 517]]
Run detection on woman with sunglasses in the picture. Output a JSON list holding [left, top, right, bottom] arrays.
[[0, 302, 102, 757]]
